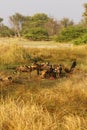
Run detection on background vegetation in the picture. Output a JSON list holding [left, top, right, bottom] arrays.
[[0, 3, 87, 44]]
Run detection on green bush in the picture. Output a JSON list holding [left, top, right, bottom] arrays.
[[23, 28, 49, 41], [0, 26, 14, 37], [55, 26, 87, 42], [73, 33, 87, 44]]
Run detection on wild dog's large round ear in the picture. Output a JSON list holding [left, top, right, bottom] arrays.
[[8, 76, 12, 81]]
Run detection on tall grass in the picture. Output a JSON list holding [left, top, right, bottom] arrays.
[[0, 44, 30, 66], [0, 40, 87, 130], [0, 43, 87, 67], [0, 76, 87, 130]]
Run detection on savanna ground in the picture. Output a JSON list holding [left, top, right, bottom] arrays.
[[0, 38, 87, 130]]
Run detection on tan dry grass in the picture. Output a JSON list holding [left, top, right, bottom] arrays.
[[0, 44, 29, 64], [0, 38, 87, 130], [0, 75, 87, 130]]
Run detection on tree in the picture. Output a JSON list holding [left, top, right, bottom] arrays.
[[21, 13, 50, 39], [55, 26, 87, 42], [0, 25, 14, 37], [82, 3, 87, 27], [60, 18, 74, 28], [9, 13, 25, 37], [22, 13, 61, 39], [32, 13, 49, 22], [44, 18, 62, 36], [22, 13, 49, 30], [0, 18, 3, 26], [22, 16, 31, 28], [0, 17, 14, 37], [23, 27, 49, 41]]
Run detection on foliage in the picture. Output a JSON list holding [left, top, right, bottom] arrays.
[[44, 18, 61, 36], [0, 17, 3, 23], [82, 3, 87, 25], [32, 13, 49, 21], [55, 26, 87, 42], [23, 28, 49, 41], [22, 13, 49, 33], [60, 17, 74, 28], [9, 13, 25, 37], [21, 13, 61, 39], [73, 33, 87, 44], [0, 4, 87, 41], [0, 25, 14, 37], [24, 14, 48, 28]]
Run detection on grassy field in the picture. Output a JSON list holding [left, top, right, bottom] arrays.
[[0, 37, 73, 48], [0, 38, 87, 130]]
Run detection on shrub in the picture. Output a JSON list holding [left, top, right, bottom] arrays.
[[73, 33, 87, 44], [23, 28, 49, 41], [0, 26, 14, 37], [55, 26, 87, 42]]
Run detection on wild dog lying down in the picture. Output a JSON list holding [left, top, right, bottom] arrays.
[[40, 62, 77, 79], [40, 65, 58, 79], [16, 65, 32, 72], [15, 63, 43, 73], [0, 76, 12, 82], [60, 60, 77, 77], [31, 62, 51, 75]]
